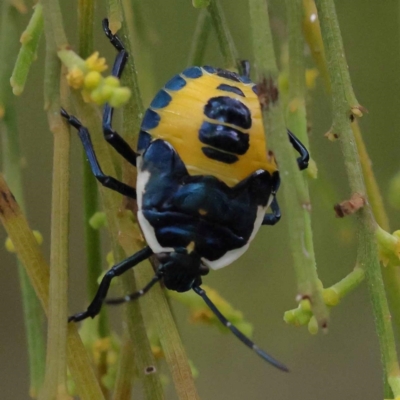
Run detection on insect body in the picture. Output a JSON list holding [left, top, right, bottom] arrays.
[[62, 19, 309, 372]]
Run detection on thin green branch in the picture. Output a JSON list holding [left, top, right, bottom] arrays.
[[39, 91, 70, 400], [39, 1, 70, 396], [112, 335, 136, 400], [187, 10, 211, 67], [315, 0, 400, 397], [77, 0, 109, 340], [207, 0, 238, 70], [249, 0, 328, 327], [10, 3, 43, 96], [0, 4, 46, 396]]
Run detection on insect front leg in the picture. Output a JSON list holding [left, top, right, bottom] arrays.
[[101, 18, 137, 167], [61, 108, 136, 198]]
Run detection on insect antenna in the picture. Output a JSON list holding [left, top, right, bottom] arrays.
[[106, 273, 162, 305], [192, 285, 289, 372]]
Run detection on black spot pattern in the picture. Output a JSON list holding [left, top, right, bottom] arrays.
[[199, 122, 249, 155], [204, 96, 252, 130]]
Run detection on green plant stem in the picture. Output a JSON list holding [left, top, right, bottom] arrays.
[[112, 334, 136, 400], [352, 120, 400, 340], [0, 174, 105, 400], [40, 3, 70, 396], [0, 4, 46, 397], [77, 0, 109, 341], [315, 0, 400, 397], [39, 95, 71, 400], [207, 0, 238, 70], [249, 0, 328, 327], [10, 3, 43, 96], [187, 9, 211, 67], [330, 267, 365, 299]]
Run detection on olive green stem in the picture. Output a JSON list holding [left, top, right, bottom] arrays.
[[187, 10, 211, 67], [112, 334, 136, 400], [39, 90, 71, 400], [249, 0, 328, 327], [352, 119, 400, 343], [77, 0, 109, 340], [40, 2, 70, 396], [315, 0, 400, 397], [0, 4, 46, 397], [207, 0, 238, 70], [10, 3, 43, 96]]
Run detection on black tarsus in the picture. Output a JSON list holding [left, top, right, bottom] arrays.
[[287, 129, 309, 171], [101, 18, 138, 167], [68, 246, 153, 322], [262, 197, 281, 226]]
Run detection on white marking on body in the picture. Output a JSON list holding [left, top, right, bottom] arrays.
[[136, 163, 174, 254], [203, 205, 267, 270]]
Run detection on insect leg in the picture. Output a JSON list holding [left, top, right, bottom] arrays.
[[61, 108, 136, 198], [262, 197, 281, 226], [192, 285, 289, 371], [101, 18, 137, 167], [69, 246, 153, 322], [106, 273, 162, 305], [287, 129, 309, 171]]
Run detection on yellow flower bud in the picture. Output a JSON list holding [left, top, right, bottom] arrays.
[[85, 51, 108, 72], [84, 71, 102, 90], [104, 76, 120, 88], [109, 87, 131, 107], [66, 67, 84, 89]]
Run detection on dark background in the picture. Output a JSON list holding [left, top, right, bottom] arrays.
[[1, 0, 399, 399]]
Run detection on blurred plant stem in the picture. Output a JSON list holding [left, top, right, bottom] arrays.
[[0, 3, 46, 397], [249, 0, 328, 328], [40, 0, 71, 398], [187, 10, 211, 67], [207, 0, 237, 70], [78, 0, 111, 350], [315, 0, 400, 398]]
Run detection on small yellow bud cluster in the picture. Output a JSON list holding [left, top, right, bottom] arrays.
[[58, 49, 131, 107]]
